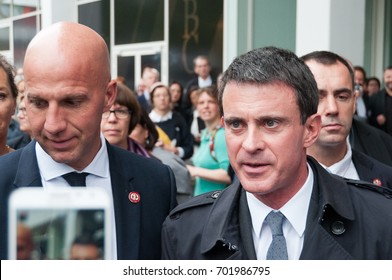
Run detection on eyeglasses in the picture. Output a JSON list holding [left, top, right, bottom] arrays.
[[102, 109, 131, 119]]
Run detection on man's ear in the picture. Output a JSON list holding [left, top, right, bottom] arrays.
[[104, 80, 117, 111], [352, 91, 357, 115], [303, 113, 321, 148]]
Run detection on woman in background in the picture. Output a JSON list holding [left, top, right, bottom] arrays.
[[0, 55, 18, 155], [149, 82, 193, 160], [187, 86, 231, 196], [101, 83, 151, 157], [131, 109, 194, 203]]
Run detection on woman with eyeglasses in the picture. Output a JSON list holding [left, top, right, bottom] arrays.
[[101, 83, 150, 157]]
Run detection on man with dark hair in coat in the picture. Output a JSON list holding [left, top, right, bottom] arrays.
[[161, 47, 392, 260]]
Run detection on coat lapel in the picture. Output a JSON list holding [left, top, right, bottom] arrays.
[[301, 157, 355, 259], [238, 188, 257, 259]]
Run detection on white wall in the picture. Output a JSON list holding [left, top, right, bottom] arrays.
[[330, 0, 365, 65], [296, 0, 366, 66], [41, 0, 77, 28]]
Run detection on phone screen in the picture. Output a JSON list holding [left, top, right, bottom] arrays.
[[8, 188, 111, 260]]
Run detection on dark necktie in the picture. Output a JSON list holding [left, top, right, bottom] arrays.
[[62, 172, 89, 187], [265, 211, 288, 260]]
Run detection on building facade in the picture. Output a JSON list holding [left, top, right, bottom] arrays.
[[0, 0, 391, 89]]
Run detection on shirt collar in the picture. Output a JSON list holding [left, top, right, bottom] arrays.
[[319, 139, 354, 177], [198, 75, 212, 88], [36, 133, 109, 181], [247, 163, 314, 238], [149, 110, 173, 122]]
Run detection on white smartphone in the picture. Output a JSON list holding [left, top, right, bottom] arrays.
[[8, 187, 112, 260]]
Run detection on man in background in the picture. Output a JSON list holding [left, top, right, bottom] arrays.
[[69, 235, 101, 260], [368, 65, 392, 136], [136, 66, 160, 112], [302, 51, 392, 187]]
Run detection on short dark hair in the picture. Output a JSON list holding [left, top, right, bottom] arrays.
[[169, 80, 184, 103], [219, 46, 319, 124], [195, 85, 220, 116], [366, 76, 381, 88], [138, 109, 159, 151], [0, 54, 18, 99], [72, 235, 99, 247], [354, 65, 367, 80], [300, 50, 355, 89], [115, 83, 141, 133]]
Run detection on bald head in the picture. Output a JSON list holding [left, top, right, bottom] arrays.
[[22, 22, 117, 171], [24, 22, 110, 86]]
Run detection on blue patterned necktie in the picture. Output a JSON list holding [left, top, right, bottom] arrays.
[[62, 172, 89, 187], [265, 211, 288, 260]]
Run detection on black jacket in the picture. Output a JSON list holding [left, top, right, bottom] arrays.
[[352, 149, 392, 188], [368, 89, 392, 134], [350, 118, 392, 166], [162, 157, 392, 259], [154, 111, 194, 160]]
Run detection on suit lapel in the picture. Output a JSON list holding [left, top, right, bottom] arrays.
[[14, 141, 43, 187], [107, 145, 141, 259]]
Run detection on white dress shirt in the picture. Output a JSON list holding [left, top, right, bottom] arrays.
[[198, 75, 213, 88], [36, 134, 117, 259], [247, 163, 314, 260], [319, 140, 360, 180], [356, 95, 367, 119]]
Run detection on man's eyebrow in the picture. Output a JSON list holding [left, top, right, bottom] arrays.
[[318, 87, 352, 95], [333, 87, 352, 95], [0, 86, 9, 92], [223, 116, 242, 123]]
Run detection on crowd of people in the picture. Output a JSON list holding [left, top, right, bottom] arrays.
[[1, 21, 392, 260]]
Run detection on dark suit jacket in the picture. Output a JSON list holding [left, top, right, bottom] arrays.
[[183, 76, 217, 109], [162, 157, 392, 259], [137, 94, 152, 113], [368, 89, 389, 131], [350, 118, 392, 166], [352, 149, 392, 189], [0, 140, 177, 260]]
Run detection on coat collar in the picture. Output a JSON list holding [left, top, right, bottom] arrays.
[[200, 180, 242, 255], [199, 157, 357, 257], [307, 156, 355, 221]]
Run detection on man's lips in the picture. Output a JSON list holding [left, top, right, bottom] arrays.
[[322, 123, 343, 130], [46, 137, 74, 150], [241, 162, 270, 174]]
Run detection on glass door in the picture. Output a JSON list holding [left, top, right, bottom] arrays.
[[112, 42, 167, 91]]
